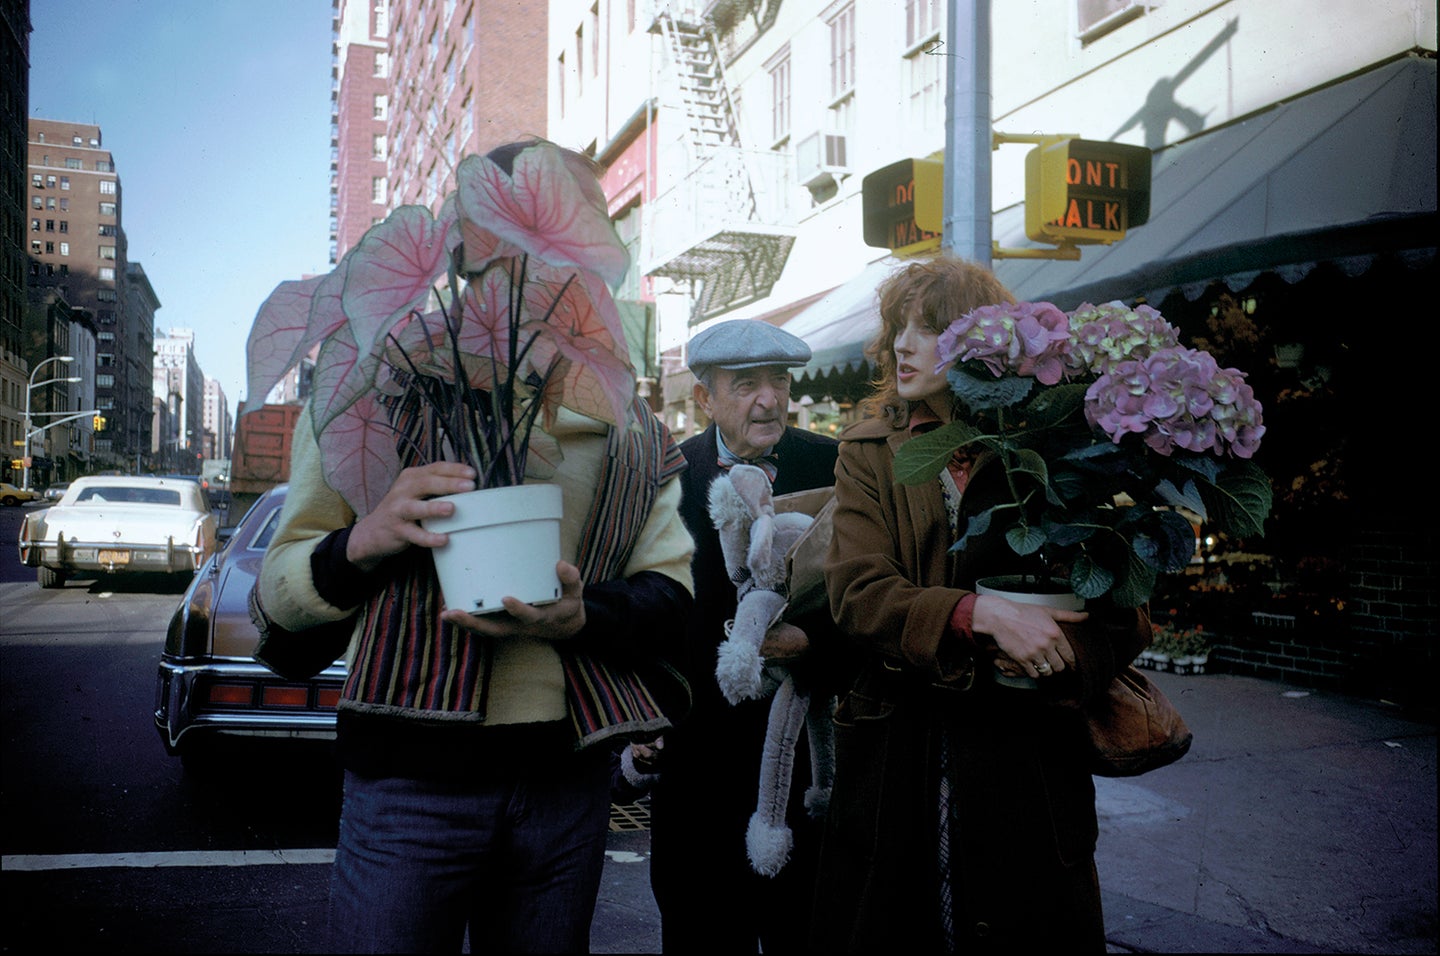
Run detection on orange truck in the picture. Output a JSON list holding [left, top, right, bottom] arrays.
[[227, 403, 303, 521]]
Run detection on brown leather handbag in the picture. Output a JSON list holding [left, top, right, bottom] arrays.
[[1086, 665, 1194, 776]]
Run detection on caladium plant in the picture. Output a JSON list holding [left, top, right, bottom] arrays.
[[242, 139, 637, 515]]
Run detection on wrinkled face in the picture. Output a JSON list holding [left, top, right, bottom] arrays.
[[695, 365, 792, 459], [893, 302, 951, 407]]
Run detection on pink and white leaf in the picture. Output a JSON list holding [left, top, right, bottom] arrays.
[[316, 393, 402, 517], [342, 205, 452, 361], [455, 146, 630, 288]]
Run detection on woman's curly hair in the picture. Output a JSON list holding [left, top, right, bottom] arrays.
[[860, 256, 1015, 428]]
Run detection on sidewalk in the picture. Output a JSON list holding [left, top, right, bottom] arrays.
[[589, 672, 1438, 954]]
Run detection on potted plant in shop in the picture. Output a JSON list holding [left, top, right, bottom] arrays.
[[893, 300, 1273, 609], [242, 139, 637, 612]]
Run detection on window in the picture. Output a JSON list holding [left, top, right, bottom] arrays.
[[45, 175, 56, 188], [100, 180, 116, 194], [65, 158, 82, 169], [96, 373, 114, 388], [768, 51, 791, 143], [60, 176, 70, 190], [904, 0, 944, 129], [372, 177, 387, 203], [29, 219, 38, 232], [557, 52, 566, 116], [590, 5, 600, 76], [374, 51, 388, 77], [44, 242, 54, 254], [31, 173, 41, 188], [99, 245, 116, 260], [374, 0, 388, 36], [372, 133, 386, 160], [59, 242, 69, 256], [95, 160, 113, 172], [44, 219, 54, 231], [58, 199, 67, 211], [829, 5, 856, 99], [99, 202, 116, 216], [96, 289, 118, 302], [98, 353, 114, 367], [98, 332, 115, 345], [373, 93, 388, 120], [575, 26, 584, 96], [906, 0, 942, 48], [98, 224, 116, 237], [30, 240, 41, 254], [1077, 0, 1150, 37], [99, 267, 115, 280], [59, 221, 68, 233]]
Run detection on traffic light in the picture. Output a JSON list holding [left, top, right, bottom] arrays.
[[1024, 138, 1151, 244], [92, 415, 106, 431], [862, 157, 943, 253]]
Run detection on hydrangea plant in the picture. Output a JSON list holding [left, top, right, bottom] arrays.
[[242, 140, 636, 516], [894, 300, 1272, 608]]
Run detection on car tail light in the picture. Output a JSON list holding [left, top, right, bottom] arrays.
[[204, 684, 255, 706], [316, 688, 341, 709], [261, 686, 309, 707]]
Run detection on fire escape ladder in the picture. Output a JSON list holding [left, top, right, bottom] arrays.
[[649, 6, 794, 324]]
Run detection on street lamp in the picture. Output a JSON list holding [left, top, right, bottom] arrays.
[[23, 355, 82, 491]]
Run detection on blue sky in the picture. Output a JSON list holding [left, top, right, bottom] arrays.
[[28, 0, 336, 414]]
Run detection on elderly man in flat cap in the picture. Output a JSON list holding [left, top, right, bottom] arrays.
[[639, 318, 845, 954]]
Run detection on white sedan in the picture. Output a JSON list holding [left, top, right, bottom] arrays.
[[18, 475, 218, 588]]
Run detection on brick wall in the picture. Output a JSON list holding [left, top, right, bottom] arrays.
[[1209, 521, 1437, 718]]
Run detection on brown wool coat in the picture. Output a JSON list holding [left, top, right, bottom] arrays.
[[814, 418, 1151, 954]]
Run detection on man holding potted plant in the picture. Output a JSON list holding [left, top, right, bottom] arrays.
[[638, 319, 845, 954], [250, 139, 698, 954]]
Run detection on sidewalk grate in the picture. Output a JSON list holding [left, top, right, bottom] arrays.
[[609, 796, 651, 831]]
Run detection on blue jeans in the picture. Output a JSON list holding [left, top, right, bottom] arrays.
[[328, 750, 612, 954]]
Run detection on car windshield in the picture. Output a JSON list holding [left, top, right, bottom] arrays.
[[74, 486, 183, 506]]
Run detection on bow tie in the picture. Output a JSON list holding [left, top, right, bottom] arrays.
[[718, 453, 779, 482]]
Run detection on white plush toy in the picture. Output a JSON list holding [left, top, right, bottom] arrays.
[[708, 463, 836, 878]]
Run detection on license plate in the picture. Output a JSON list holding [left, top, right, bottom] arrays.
[[98, 550, 130, 565]]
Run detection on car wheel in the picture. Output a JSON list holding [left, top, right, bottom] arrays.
[[37, 566, 66, 589], [1, 496, 17, 506]]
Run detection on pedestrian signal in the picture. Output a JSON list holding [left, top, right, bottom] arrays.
[[1025, 139, 1151, 244]]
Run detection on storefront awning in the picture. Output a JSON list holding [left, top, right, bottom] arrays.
[[791, 56, 1437, 387]]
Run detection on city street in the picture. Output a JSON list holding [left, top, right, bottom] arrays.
[[0, 501, 340, 952]]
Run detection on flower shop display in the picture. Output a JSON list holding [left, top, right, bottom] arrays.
[[241, 140, 637, 609], [894, 301, 1272, 608]]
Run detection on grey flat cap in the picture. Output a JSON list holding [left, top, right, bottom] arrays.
[[687, 319, 812, 372]]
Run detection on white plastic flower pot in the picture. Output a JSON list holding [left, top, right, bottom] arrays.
[[976, 576, 1085, 689], [421, 483, 564, 615]]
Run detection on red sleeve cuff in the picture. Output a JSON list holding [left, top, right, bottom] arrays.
[[948, 592, 978, 646]]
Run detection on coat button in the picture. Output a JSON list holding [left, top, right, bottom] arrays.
[[974, 922, 991, 937]]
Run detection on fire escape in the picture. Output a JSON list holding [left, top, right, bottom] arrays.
[[646, 2, 795, 324]]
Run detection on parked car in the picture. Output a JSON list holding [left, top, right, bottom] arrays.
[[17, 475, 218, 588], [43, 481, 71, 502], [1, 481, 39, 506], [154, 484, 345, 766]]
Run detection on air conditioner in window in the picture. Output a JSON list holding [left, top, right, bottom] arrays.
[[795, 131, 850, 188]]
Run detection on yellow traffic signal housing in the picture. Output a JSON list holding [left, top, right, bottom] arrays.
[[862, 157, 944, 254], [92, 415, 106, 431], [1025, 138, 1151, 244]]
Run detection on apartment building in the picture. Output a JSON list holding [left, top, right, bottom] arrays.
[[202, 376, 231, 463], [26, 118, 155, 472], [0, 0, 30, 484], [152, 327, 204, 474]]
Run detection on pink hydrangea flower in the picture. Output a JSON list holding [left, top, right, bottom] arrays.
[[936, 301, 1071, 385]]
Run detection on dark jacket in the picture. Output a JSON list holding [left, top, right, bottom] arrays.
[[649, 423, 841, 954], [815, 418, 1151, 954]]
